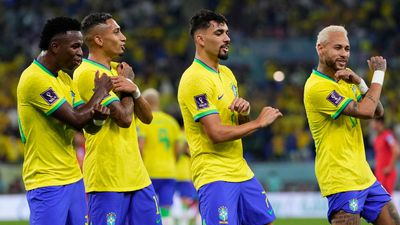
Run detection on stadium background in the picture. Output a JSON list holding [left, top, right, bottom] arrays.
[[0, 0, 399, 224]]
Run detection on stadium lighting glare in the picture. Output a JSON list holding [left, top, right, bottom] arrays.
[[273, 71, 285, 82]]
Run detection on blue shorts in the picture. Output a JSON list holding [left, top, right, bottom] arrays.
[[88, 184, 162, 225], [176, 181, 197, 200], [152, 178, 176, 207], [327, 180, 391, 223], [198, 177, 275, 225], [26, 179, 87, 225]]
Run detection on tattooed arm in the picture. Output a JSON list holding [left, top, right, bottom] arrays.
[[341, 56, 386, 119]]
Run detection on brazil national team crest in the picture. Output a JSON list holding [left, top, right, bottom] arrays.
[[218, 206, 228, 224], [349, 198, 358, 212], [106, 212, 116, 225]]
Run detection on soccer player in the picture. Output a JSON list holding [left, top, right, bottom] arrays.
[[177, 9, 282, 225], [304, 25, 400, 224], [137, 88, 181, 225], [74, 12, 161, 225], [17, 17, 112, 225], [371, 117, 400, 194]]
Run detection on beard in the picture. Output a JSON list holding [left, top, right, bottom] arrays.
[[218, 53, 229, 60], [325, 57, 346, 71]]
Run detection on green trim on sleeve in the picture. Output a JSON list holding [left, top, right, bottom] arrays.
[[46, 98, 67, 116], [17, 116, 26, 144], [357, 94, 362, 102], [194, 109, 219, 122], [331, 99, 352, 120], [102, 96, 120, 106], [73, 100, 85, 108]]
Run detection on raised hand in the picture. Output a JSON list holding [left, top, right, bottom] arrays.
[[111, 76, 138, 94], [94, 70, 113, 93], [367, 56, 386, 72], [116, 62, 135, 80], [92, 104, 110, 121], [255, 106, 283, 128], [335, 68, 361, 84], [228, 97, 250, 115]]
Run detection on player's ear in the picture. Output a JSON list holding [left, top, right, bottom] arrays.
[[49, 41, 60, 53], [195, 33, 205, 47], [316, 43, 324, 56], [94, 35, 103, 47]]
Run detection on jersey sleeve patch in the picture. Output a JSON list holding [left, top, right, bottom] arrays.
[[40, 88, 59, 105], [194, 94, 209, 110], [326, 90, 344, 106]]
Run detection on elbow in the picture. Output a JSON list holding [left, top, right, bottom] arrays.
[[116, 116, 132, 128], [142, 114, 153, 125]]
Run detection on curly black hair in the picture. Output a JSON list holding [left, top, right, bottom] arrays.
[[81, 12, 113, 34], [189, 9, 227, 38], [39, 17, 81, 50]]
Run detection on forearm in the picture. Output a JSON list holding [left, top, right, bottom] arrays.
[[374, 101, 384, 118], [110, 94, 134, 128], [357, 83, 383, 118], [205, 120, 260, 144], [134, 97, 153, 124]]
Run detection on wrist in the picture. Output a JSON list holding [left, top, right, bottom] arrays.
[[371, 70, 385, 85], [133, 88, 141, 99], [93, 119, 106, 126], [358, 78, 369, 94]]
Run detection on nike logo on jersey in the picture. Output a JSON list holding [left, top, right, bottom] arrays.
[[218, 94, 224, 100]]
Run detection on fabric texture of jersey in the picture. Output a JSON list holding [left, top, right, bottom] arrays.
[[198, 178, 275, 225], [177, 59, 254, 190], [304, 69, 376, 196], [17, 60, 84, 190], [137, 111, 180, 179], [327, 180, 391, 223], [73, 59, 150, 192], [374, 130, 398, 193]]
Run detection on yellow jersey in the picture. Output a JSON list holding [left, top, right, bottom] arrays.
[[17, 60, 84, 190], [177, 58, 254, 190], [304, 69, 375, 196], [137, 111, 180, 179], [73, 59, 151, 192]]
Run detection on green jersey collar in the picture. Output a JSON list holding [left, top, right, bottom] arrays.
[[33, 59, 57, 77], [194, 58, 219, 74]]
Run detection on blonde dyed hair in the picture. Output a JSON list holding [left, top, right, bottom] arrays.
[[316, 25, 348, 48]]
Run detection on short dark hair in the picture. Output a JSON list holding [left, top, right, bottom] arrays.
[[189, 9, 228, 38], [39, 17, 81, 50], [81, 12, 113, 34]]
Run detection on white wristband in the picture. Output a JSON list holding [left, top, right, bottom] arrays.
[[358, 79, 369, 94], [371, 70, 385, 85], [240, 106, 251, 116], [93, 119, 106, 126], [133, 88, 141, 99]]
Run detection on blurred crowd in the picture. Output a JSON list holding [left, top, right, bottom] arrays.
[[1, 0, 400, 192]]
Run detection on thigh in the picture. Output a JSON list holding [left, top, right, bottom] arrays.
[[198, 181, 240, 225], [67, 179, 88, 225], [88, 192, 127, 225], [373, 201, 400, 225], [331, 210, 361, 225], [239, 178, 276, 225], [362, 181, 392, 223], [27, 185, 69, 225], [128, 185, 162, 225]]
